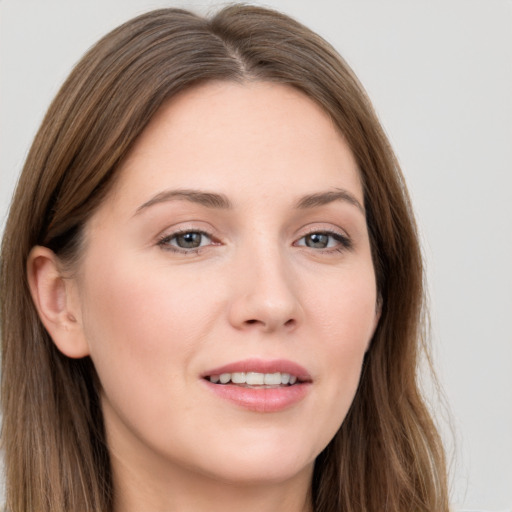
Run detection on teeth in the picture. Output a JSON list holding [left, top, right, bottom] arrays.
[[231, 372, 245, 384], [219, 373, 231, 384], [264, 372, 281, 385], [246, 372, 264, 385], [208, 371, 300, 386]]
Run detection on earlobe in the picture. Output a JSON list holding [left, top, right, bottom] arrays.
[[27, 246, 90, 358]]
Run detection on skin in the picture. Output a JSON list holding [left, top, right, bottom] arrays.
[[29, 81, 380, 512]]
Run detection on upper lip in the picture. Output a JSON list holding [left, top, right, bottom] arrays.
[[201, 358, 312, 382]]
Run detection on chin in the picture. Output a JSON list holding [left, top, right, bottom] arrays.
[[198, 453, 315, 486], [182, 429, 322, 486]]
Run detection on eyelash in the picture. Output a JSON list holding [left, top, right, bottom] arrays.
[[157, 229, 216, 254], [294, 229, 352, 253], [157, 228, 352, 254]]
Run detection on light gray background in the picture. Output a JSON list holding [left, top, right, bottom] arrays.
[[1, 1, 511, 509]]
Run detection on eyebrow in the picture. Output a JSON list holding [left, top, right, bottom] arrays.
[[295, 189, 365, 214], [135, 189, 233, 214], [135, 187, 364, 215]]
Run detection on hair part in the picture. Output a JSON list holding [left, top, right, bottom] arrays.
[[1, 5, 449, 511]]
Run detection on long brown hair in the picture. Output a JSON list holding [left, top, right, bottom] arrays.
[[1, 5, 449, 511]]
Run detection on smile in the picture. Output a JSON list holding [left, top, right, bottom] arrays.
[[207, 372, 299, 386], [202, 359, 312, 412]]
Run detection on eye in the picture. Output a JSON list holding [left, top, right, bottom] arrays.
[[295, 231, 351, 251], [158, 230, 214, 252]]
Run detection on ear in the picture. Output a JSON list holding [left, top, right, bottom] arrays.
[[27, 246, 90, 358]]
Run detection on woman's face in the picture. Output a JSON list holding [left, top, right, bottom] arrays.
[[72, 82, 379, 488]]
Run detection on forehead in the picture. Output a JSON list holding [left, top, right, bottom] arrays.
[[105, 81, 363, 213]]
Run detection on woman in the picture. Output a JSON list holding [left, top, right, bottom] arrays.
[[0, 5, 449, 512]]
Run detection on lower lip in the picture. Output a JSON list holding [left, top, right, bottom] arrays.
[[202, 380, 311, 413]]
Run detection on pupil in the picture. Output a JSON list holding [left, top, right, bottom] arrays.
[[306, 233, 328, 248], [177, 232, 202, 248]]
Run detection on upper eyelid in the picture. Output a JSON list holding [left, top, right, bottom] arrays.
[[157, 230, 217, 255], [161, 227, 212, 237], [156, 222, 218, 240], [297, 224, 350, 240], [298, 230, 347, 240], [157, 228, 351, 252], [154, 220, 352, 244], [295, 231, 350, 245], [158, 228, 215, 244], [294, 226, 353, 252], [157, 226, 348, 238]]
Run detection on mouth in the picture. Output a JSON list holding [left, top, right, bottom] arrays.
[[201, 359, 312, 412], [205, 371, 303, 388]]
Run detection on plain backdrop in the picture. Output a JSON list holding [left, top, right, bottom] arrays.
[[1, 0, 511, 510]]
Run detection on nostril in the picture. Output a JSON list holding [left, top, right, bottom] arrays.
[[244, 318, 296, 329]]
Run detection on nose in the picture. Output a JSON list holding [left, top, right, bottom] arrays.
[[227, 245, 302, 333]]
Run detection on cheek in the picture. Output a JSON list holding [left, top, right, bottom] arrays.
[[307, 259, 378, 348], [79, 256, 220, 392], [77, 255, 230, 458], [303, 262, 377, 421]]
